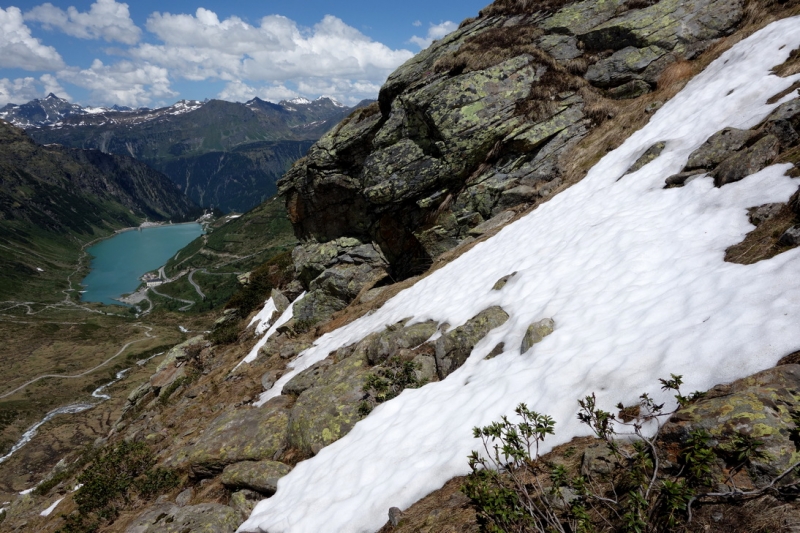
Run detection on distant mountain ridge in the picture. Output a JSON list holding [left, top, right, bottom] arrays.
[[13, 95, 372, 212], [0, 118, 199, 300]]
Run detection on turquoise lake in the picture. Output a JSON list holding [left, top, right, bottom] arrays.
[[81, 223, 203, 305]]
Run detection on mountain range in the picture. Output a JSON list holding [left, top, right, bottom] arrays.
[[5, 94, 368, 212]]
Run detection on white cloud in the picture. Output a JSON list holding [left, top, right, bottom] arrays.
[[0, 77, 39, 106], [0, 7, 64, 71], [58, 59, 175, 107], [409, 21, 458, 49], [412, 20, 422, 27], [0, 74, 70, 106], [217, 80, 299, 103], [25, 0, 141, 45], [134, 10, 413, 95]]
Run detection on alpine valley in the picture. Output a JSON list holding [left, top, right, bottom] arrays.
[[3, 0, 800, 532]]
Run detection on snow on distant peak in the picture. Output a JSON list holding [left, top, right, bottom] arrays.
[[316, 95, 346, 107], [240, 16, 800, 533], [288, 97, 312, 105]]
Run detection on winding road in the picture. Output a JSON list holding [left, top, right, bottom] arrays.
[[0, 325, 156, 400]]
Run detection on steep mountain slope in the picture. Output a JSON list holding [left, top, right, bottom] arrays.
[[25, 97, 367, 212], [0, 119, 198, 300], [4, 1, 800, 532], [0, 93, 133, 128]]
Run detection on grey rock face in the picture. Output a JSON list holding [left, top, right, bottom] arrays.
[[585, 46, 665, 88], [434, 306, 510, 379], [778, 225, 800, 247], [713, 135, 781, 187], [229, 489, 262, 520], [520, 318, 556, 353], [355, 320, 439, 365], [220, 460, 292, 495], [749, 203, 784, 226], [626, 141, 666, 175], [686, 128, 757, 170], [126, 503, 239, 533], [606, 79, 652, 100], [169, 396, 291, 476]]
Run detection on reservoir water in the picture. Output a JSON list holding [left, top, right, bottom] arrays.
[[81, 223, 203, 305]]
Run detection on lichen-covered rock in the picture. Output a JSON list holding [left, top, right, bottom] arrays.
[[435, 306, 509, 379], [685, 127, 757, 170], [169, 396, 291, 476], [287, 354, 370, 455], [229, 489, 261, 520], [125, 503, 239, 533], [626, 141, 666, 175], [354, 320, 439, 365], [540, 0, 627, 36], [714, 135, 781, 187], [520, 318, 556, 353], [607, 79, 652, 100], [579, 0, 744, 52], [661, 365, 800, 485], [585, 46, 665, 88], [220, 460, 292, 495], [283, 359, 334, 395]]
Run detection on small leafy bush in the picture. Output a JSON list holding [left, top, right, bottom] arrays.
[[359, 356, 425, 416], [57, 441, 179, 533], [463, 375, 794, 533]]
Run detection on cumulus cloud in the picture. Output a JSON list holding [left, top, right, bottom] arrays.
[[0, 7, 64, 70], [409, 21, 458, 49], [0, 74, 71, 106], [412, 20, 422, 27], [58, 59, 175, 107], [25, 0, 141, 45], [134, 10, 413, 91]]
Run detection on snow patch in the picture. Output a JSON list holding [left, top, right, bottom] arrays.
[[40, 497, 64, 517], [240, 17, 800, 533], [236, 293, 306, 370]]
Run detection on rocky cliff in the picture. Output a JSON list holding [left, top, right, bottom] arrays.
[[3, 0, 800, 531]]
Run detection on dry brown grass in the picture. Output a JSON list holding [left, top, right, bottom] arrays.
[[724, 204, 797, 264], [478, 0, 573, 17], [773, 47, 800, 77], [657, 59, 694, 90], [433, 25, 545, 76]]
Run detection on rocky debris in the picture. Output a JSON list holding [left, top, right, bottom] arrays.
[[626, 141, 666, 175], [607, 79, 652, 100], [287, 354, 370, 455], [778, 225, 800, 246], [169, 396, 291, 477], [125, 503, 239, 533], [713, 135, 781, 186], [580, 443, 620, 478], [434, 306, 510, 379], [467, 210, 516, 238], [261, 369, 283, 390], [790, 187, 800, 216], [229, 489, 262, 520], [175, 488, 194, 507], [661, 365, 800, 485], [271, 289, 291, 315], [749, 203, 784, 226], [283, 359, 334, 395], [520, 318, 556, 353], [220, 460, 292, 495]]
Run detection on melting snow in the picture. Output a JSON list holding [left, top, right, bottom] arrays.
[[240, 18, 800, 533], [248, 297, 278, 335], [236, 293, 306, 369], [40, 497, 64, 517]]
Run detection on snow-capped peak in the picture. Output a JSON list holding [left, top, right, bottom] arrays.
[[288, 97, 312, 105]]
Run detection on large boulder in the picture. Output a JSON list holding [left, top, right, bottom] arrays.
[[434, 306, 510, 379], [287, 354, 370, 455], [126, 503, 239, 533], [661, 365, 800, 485], [353, 320, 439, 365], [220, 460, 292, 495], [169, 396, 291, 477], [685, 128, 757, 170], [713, 135, 781, 187]]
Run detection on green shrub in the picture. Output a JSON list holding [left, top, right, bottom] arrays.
[[57, 441, 179, 533], [359, 356, 425, 416], [463, 375, 787, 533]]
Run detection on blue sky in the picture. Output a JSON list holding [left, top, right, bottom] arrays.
[[0, 0, 489, 108]]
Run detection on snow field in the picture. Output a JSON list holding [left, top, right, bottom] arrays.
[[240, 18, 800, 533], [237, 293, 306, 368]]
